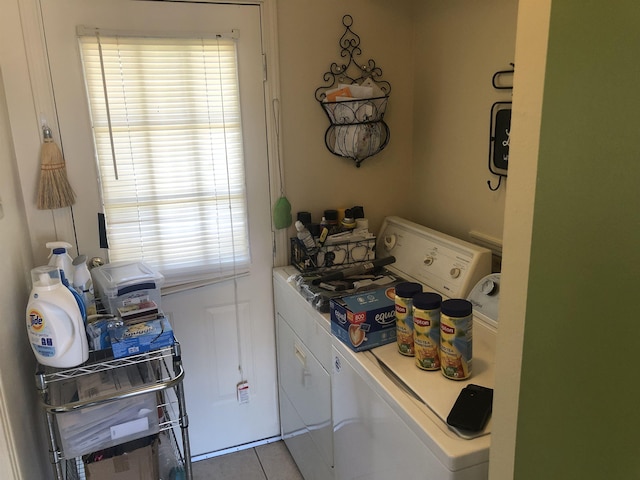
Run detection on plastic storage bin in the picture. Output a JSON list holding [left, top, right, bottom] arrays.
[[92, 261, 164, 315], [55, 365, 160, 458]]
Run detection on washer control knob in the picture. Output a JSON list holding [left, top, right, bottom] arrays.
[[384, 234, 397, 251], [481, 279, 498, 296], [450, 267, 461, 279], [424, 256, 434, 266]]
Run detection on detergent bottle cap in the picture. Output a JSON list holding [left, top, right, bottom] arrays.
[[31, 265, 62, 290], [72, 254, 88, 266]]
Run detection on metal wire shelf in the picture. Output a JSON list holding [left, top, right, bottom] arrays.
[[36, 340, 191, 479], [36, 344, 176, 384]]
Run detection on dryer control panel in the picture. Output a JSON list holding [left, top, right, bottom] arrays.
[[377, 216, 492, 299]]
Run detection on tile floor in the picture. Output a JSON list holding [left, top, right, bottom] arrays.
[[192, 441, 304, 480]]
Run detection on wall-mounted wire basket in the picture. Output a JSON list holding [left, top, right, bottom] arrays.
[[315, 15, 391, 167], [321, 96, 388, 125]]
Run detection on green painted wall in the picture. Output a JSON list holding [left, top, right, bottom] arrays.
[[515, 1, 640, 478]]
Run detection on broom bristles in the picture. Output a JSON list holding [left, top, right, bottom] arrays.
[[37, 139, 76, 210]]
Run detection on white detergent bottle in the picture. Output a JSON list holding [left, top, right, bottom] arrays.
[[72, 255, 97, 316], [46, 241, 75, 285], [26, 265, 89, 368]]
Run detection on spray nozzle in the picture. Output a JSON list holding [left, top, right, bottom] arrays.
[[46, 241, 73, 258], [46, 241, 72, 249]]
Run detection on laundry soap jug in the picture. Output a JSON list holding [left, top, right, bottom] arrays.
[[46, 241, 74, 285], [26, 265, 89, 368]]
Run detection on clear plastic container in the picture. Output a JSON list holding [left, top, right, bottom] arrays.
[[91, 261, 164, 315]]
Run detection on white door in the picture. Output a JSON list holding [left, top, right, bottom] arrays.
[[40, 0, 278, 456]]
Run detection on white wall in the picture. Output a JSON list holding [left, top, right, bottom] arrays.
[[410, 0, 518, 243], [0, 68, 49, 479], [276, 0, 416, 235], [276, 0, 518, 249]]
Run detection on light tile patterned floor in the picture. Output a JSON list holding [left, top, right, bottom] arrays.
[[192, 441, 304, 480]]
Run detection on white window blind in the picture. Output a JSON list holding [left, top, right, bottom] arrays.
[[78, 31, 250, 287]]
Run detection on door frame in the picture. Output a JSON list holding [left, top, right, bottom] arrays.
[[6, 0, 288, 267]]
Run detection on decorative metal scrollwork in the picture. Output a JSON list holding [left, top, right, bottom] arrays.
[[315, 15, 391, 167]]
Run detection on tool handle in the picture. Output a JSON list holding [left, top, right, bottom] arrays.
[[312, 256, 396, 285]]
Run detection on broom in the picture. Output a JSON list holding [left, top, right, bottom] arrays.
[[37, 126, 76, 210]]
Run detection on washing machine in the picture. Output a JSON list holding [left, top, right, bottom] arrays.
[[275, 216, 500, 480], [330, 216, 499, 479]]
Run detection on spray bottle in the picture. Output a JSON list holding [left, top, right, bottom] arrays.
[[46, 241, 75, 285], [26, 265, 89, 368], [72, 255, 97, 316]]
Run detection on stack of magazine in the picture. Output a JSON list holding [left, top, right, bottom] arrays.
[[117, 300, 160, 324]]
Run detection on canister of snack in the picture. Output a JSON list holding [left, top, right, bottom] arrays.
[[394, 282, 423, 356], [412, 292, 442, 371], [440, 299, 473, 380]]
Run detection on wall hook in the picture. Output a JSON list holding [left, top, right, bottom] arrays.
[[492, 63, 515, 90], [487, 176, 503, 191]]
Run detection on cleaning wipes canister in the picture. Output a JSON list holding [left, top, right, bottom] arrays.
[[26, 265, 89, 368]]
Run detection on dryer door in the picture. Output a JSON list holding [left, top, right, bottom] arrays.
[[277, 315, 333, 479]]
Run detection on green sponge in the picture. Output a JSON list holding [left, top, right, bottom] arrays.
[[273, 196, 292, 229]]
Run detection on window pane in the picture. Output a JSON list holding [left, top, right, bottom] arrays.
[[79, 34, 249, 285]]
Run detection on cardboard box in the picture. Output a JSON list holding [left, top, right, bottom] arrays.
[[330, 286, 398, 351], [85, 437, 158, 480], [108, 316, 174, 358]]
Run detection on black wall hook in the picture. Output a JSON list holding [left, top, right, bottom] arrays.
[[487, 176, 503, 191], [492, 63, 515, 90]]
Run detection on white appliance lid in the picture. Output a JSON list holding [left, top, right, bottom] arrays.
[[466, 273, 501, 328]]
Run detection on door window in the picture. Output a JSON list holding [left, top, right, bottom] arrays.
[[78, 30, 249, 286]]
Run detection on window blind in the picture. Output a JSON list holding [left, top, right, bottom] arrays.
[[78, 32, 250, 286]]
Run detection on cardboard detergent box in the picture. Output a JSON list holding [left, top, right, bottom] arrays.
[[108, 316, 174, 358], [330, 286, 397, 352]]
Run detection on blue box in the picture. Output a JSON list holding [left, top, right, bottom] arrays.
[[330, 286, 397, 352], [86, 318, 111, 351], [108, 316, 174, 358]]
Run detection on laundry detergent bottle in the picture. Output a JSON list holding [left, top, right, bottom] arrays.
[[26, 265, 89, 368]]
